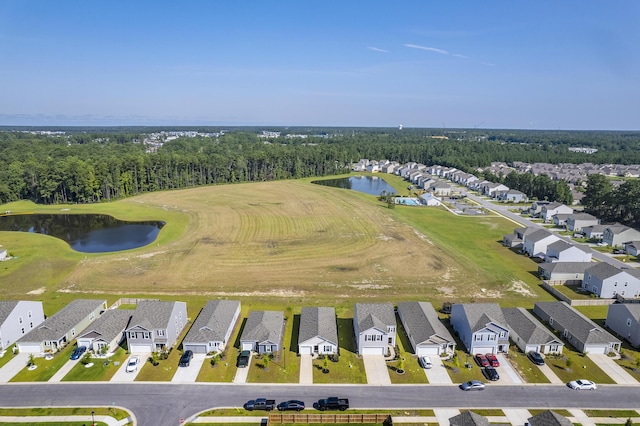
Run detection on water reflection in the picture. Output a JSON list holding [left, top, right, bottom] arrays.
[[312, 176, 396, 196]]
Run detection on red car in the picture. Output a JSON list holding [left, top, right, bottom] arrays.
[[475, 354, 489, 367], [485, 353, 500, 367]]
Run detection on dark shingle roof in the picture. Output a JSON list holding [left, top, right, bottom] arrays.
[[526, 229, 556, 243], [126, 300, 182, 331], [299, 307, 338, 346], [355, 303, 396, 332], [585, 262, 624, 280], [527, 410, 573, 426], [77, 309, 131, 342], [449, 411, 490, 426], [502, 307, 561, 346], [241, 311, 284, 344], [538, 262, 593, 275], [183, 300, 240, 344], [457, 303, 508, 333], [0, 301, 19, 325], [397, 301, 454, 347]]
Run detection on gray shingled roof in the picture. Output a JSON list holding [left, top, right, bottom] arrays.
[[458, 303, 508, 334], [355, 303, 396, 332], [0, 301, 19, 325], [526, 229, 555, 243], [538, 262, 593, 275], [568, 213, 597, 221], [449, 411, 489, 426], [241, 311, 284, 344], [18, 299, 105, 343], [534, 302, 620, 346], [502, 307, 560, 346], [299, 307, 338, 346], [126, 300, 180, 331], [585, 262, 624, 280], [397, 301, 454, 347], [77, 309, 131, 342], [182, 300, 240, 345], [527, 410, 572, 426]]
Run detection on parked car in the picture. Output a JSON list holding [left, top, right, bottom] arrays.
[[459, 380, 485, 391], [474, 354, 489, 367], [237, 350, 251, 368], [482, 366, 500, 381], [314, 397, 349, 411], [568, 379, 597, 390], [178, 350, 193, 367], [244, 398, 276, 411], [277, 400, 305, 411], [527, 351, 545, 366], [485, 353, 500, 367], [419, 356, 433, 369], [125, 356, 140, 373], [70, 346, 87, 360]]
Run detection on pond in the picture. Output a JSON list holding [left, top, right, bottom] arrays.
[[0, 213, 165, 253], [312, 175, 397, 196]]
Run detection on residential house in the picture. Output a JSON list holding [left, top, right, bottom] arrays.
[[0, 301, 45, 351], [583, 224, 607, 241], [533, 301, 621, 354], [429, 181, 452, 197], [541, 203, 573, 223], [502, 226, 537, 248], [606, 304, 640, 348], [496, 189, 528, 203], [449, 411, 489, 426], [527, 411, 572, 426], [182, 300, 241, 354], [419, 192, 442, 206], [76, 309, 131, 354], [624, 241, 640, 257], [397, 302, 455, 356], [522, 229, 561, 258], [240, 310, 284, 354], [544, 240, 592, 263], [581, 262, 640, 298], [298, 307, 338, 355], [484, 182, 509, 197], [16, 299, 106, 354], [450, 303, 509, 354], [353, 303, 396, 355], [502, 307, 564, 354], [566, 213, 600, 233], [125, 300, 187, 353], [552, 213, 571, 227], [537, 262, 593, 284], [603, 224, 640, 248], [529, 200, 550, 217]]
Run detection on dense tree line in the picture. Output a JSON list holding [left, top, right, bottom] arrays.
[[582, 175, 640, 228], [0, 128, 639, 206], [482, 170, 573, 205]]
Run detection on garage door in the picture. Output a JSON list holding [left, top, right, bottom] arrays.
[[241, 342, 255, 351], [17, 343, 42, 354], [416, 346, 440, 356], [299, 345, 312, 355], [586, 345, 607, 355], [183, 344, 207, 354], [472, 347, 494, 355], [361, 347, 384, 355], [129, 343, 153, 353]]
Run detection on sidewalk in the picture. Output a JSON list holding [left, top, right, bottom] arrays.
[[0, 414, 129, 425]]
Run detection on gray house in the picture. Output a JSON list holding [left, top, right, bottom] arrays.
[[450, 303, 509, 354], [566, 213, 600, 233], [240, 310, 284, 354], [125, 300, 188, 353], [353, 303, 396, 355], [182, 300, 241, 354], [449, 411, 489, 426], [537, 262, 592, 284], [581, 262, 640, 298], [397, 301, 455, 356], [603, 224, 640, 247], [606, 303, 640, 348], [522, 229, 560, 258], [298, 307, 338, 355], [16, 299, 106, 354], [541, 203, 573, 223], [527, 411, 572, 426], [544, 240, 592, 263], [502, 307, 564, 354], [533, 302, 621, 354], [76, 309, 131, 354], [583, 224, 607, 240], [0, 301, 45, 351], [503, 226, 537, 248]]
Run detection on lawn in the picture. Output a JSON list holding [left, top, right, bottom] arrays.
[[614, 348, 640, 382], [0, 346, 17, 369], [441, 350, 485, 384], [550, 284, 593, 300], [504, 349, 550, 383], [11, 344, 77, 382], [311, 318, 365, 384], [62, 347, 129, 381], [0, 406, 131, 425], [544, 351, 615, 384]]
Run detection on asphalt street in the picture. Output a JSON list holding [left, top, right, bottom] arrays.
[[0, 383, 639, 426]]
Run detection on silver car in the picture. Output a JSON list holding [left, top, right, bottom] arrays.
[[419, 356, 433, 369], [459, 380, 485, 391]]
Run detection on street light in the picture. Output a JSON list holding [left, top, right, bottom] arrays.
[[91, 410, 95, 426]]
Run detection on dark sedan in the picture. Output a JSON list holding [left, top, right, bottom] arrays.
[[277, 400, 305, 411], [527, 351, 545, 366], [482, 366, 500, 381], [70, 346, 87, 360]]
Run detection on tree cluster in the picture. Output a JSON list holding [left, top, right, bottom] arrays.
[[583, 175, 640, 228]]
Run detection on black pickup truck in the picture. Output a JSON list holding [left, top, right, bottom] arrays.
[[243, 398, 276, 411], [314, 397, 349, 411]]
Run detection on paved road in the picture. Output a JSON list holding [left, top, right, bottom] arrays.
[[1, 383, 640, 426]]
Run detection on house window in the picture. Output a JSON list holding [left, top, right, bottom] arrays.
[[157, 330, 165, 337], [614, 282, 618, 287], [144, 332, 150, 339], [324, 346, 332, 352], [499, 331, 506, 338], [71, 328, 75, 336], [28, 311, 32, 318], [29, 322, 33, 328], [19, 317, 22, 324], [179, 312, 182, 319], [474, 335, 483, 341], [549, 318, 554, 325], [625, 282, 628, 286], [21, 328, 24, 334], [628, 318, 633, 327], [90, 312, 95, 320], [488, 334, 496, 341]]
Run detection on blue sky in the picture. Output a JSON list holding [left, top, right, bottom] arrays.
[[1, 1, 638, 129]]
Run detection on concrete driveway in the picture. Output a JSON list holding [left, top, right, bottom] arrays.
[[496, 354, 523, 384], [423, 357, 452, 384], [299, 354, 313, 384], [171, 354, 206, 382], [0, 353, 30, 383], [111, 353, 149, 382], [537, 362, 564, 384], [588, 353, 638, 384], [48, 357, 81, 382], [363, 355, 391, 385], [232, 352, 252, 383]]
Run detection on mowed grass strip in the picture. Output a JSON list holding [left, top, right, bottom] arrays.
[[62, 347, 129, 381]]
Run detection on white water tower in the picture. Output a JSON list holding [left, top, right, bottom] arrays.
[[398, 124, 403, 130]]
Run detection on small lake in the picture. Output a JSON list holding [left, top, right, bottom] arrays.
[[312, 176, 397, 196], [0, 214, 165, 253]]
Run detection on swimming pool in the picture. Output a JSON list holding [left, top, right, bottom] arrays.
[[395, 198, 421, 206]]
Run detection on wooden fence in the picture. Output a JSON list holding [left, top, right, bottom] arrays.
[[268, 413, 392, 424], [542, 282, 616, 306]]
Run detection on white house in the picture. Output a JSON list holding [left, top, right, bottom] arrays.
[[298, 307, 338, 355], [581, 262, 640, 298], [450, 303, 509, 354], [76, 309, 131, 354], [543, 240, 592, 263], [419, 192, 442, 206], [397, 302, 455, 356], [522, 229, 561, 258], [0, 301, 45, 351], [541, 203, 573, 223], [182, 300, 241, 354], [353, 303, 396, 355]]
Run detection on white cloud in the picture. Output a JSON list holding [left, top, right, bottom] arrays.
[[367, 46, 389, 53], [404, 44, 449, 55], [481, 62, 496, 66], [452, 54, 469, 59]]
